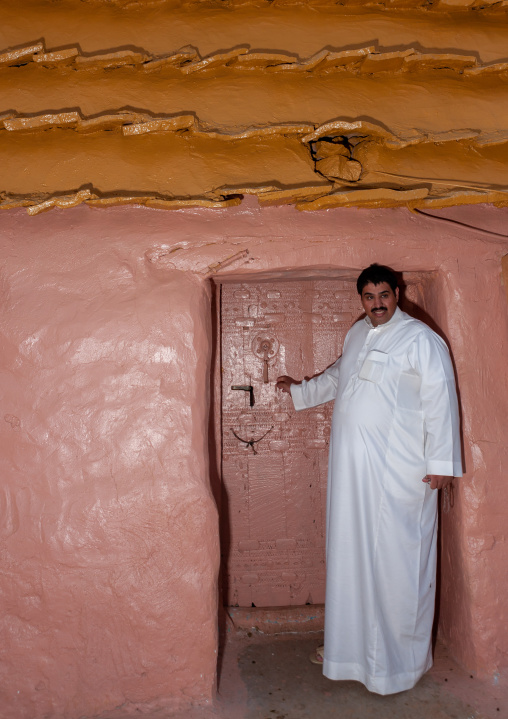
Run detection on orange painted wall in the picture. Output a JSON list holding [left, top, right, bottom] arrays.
[[0, 201, 507, 717]]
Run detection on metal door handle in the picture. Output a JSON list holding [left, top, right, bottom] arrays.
[[231, 385, 255, 407]]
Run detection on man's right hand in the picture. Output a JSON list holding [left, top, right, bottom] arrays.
[[276, 376, 298, 394]]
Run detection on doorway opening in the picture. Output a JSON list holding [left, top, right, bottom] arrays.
[[212, 269, 440, 613]]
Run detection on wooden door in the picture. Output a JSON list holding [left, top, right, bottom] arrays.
[[220, 279, 357, 607]]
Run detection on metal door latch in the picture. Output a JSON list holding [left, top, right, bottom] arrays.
[[231, 385, 254, 407]]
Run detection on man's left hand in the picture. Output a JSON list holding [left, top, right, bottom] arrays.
[[423, 475, 453, 490]]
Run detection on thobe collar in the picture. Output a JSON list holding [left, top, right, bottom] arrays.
[[364, 305, 404, 332]]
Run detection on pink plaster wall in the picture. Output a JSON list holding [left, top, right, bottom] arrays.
[[0, 213, 219, 717], [0, 201, 507, 717]]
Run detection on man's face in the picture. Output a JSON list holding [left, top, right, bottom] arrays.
[[360, 281, 399, 327]]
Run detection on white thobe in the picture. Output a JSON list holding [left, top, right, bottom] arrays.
[[290, 307, 462, 695]]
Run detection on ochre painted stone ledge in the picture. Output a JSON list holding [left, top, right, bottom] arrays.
[[2, 41, 507, 76], [0, 110, 315, 138], [2, 185, 507, 216], [2, 109, 508, 150], [1, 112, 508, 212]]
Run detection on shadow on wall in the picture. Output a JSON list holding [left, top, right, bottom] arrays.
[[208, 280, 231, 684]]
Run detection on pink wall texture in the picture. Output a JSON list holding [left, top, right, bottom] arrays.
[[0, 201, 507, 717]]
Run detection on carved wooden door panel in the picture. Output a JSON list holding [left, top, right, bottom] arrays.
[[220, 279, 357, 607]]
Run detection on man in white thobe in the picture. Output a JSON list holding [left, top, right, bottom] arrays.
[[276, 264, 462, 695]]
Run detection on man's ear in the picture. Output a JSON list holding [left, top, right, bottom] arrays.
[[395, 287, 400, 301]]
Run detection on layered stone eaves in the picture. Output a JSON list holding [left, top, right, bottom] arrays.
[[0, 42, 508, 77], [2, 111, 508, 148], [2, 12, 508, 213], [2, 42, 506, 74]]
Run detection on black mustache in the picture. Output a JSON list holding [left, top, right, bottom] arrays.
[[372, 306, 387, 311]]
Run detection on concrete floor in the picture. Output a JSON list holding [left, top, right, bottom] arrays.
[[100, 618, 508, 719], [213, 632, 506, 719]]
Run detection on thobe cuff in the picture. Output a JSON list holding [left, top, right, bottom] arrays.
[[426, 460, 463, 478], [289, 382, 306, 411]]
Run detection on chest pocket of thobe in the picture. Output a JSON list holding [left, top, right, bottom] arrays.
[[358, 349, 388, 383]]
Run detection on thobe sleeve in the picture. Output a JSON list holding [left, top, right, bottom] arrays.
[[411, 331, 463, 478], [290, 357, 341, 411]]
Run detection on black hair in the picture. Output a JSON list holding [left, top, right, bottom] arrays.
[[356, 264, 398, 295]]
